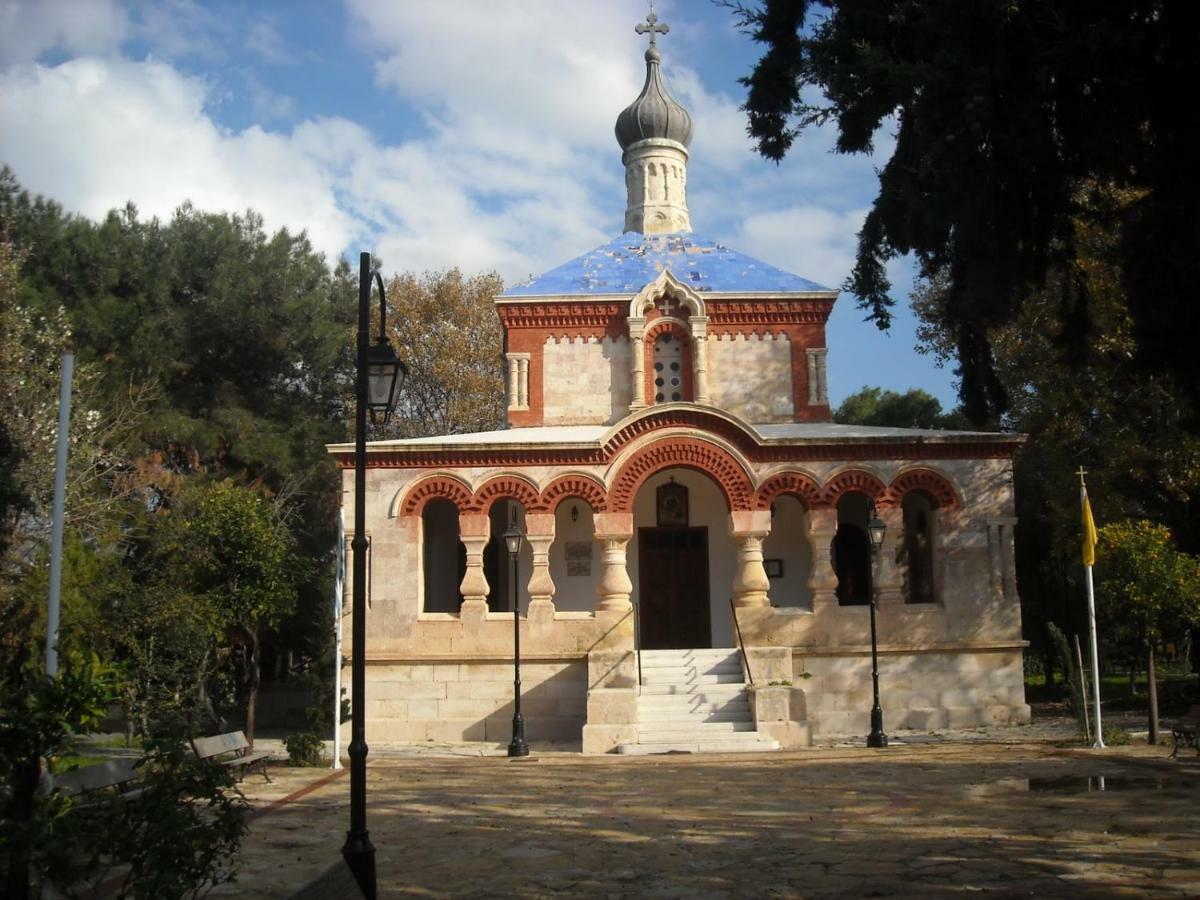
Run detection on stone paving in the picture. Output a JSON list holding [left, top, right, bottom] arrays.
[[217, 726, 1200, 899]]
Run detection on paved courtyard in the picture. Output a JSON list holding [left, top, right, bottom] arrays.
[[220, 736, 1200, 898]]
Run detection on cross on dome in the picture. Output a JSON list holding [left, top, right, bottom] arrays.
[[635, 12, 669, 47]]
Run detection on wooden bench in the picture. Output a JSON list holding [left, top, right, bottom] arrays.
[[1170, 705, 1200, 758], [192, 731, 273, 783], [53, 757, 144, 806]]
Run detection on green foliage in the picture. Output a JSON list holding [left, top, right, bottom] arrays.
[[1, 651, 119, 894], [833, 386, 969, 430], [733, 2, 1200, 422], [283, 731, 326, 767], [1096, 521, 1200, 649], [43, 729, 248, 899]]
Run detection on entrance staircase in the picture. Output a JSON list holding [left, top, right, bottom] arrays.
[[617, 648, 780, 755]]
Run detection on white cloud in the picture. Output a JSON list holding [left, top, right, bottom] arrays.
[[0, 57, 355, 259], [0, 0, 129, 65]]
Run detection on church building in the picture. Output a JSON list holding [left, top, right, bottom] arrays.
[[329, 17, 1030, 754]]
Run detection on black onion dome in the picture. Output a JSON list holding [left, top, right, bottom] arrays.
[[615, 46, 694, 151]]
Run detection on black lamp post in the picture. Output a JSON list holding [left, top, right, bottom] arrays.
[[866, 512, 888, 748], [505, 520, 529, 758], [343, 252, 406, 900]]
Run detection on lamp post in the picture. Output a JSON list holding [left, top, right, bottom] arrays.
[[505, 520, 529, 758], [866, 513, 888, 749], [343, 252, 406, 900]]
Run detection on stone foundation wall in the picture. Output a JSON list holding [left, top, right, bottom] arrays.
[[792, 648, 1030, 736], [349, 659, 588, 744]]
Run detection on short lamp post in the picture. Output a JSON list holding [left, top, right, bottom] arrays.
[[343, 252, 407, 900], [505, 521, 529, 758], [866, 513, 888, 749]]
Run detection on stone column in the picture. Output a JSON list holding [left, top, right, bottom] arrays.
[[730, 510, 772, 608], [805, 348, 829, 405], [628, 319, 646, 412], [691, 317, 710, 404], [876, 507, 905, 606], [593, 513, 634, 612], [524, 513, 556, 625], [993, 516, 1019, 603], [806, 507, 839, 609], [458, 513, 491, 632], [516, 356, 529, 409], [986, 519, 1004, 604]]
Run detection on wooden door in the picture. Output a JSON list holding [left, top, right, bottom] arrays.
[[638, 527, 711, 650]]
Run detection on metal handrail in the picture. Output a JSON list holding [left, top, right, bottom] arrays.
[[729, 598, 754, 686]]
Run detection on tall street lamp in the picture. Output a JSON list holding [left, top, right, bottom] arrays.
[[343, 252, 406, 900], [505, 520, 529, 758], [866, 512, 888, 749]]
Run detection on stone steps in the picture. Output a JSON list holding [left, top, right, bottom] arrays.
[[616, 648, 779, 755]]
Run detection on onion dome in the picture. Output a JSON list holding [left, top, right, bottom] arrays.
[[615, 43, 694, 152]]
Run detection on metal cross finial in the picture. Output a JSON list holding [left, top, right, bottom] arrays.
[[636, 11, 669, 46], [1076, 466, 1088, 486]]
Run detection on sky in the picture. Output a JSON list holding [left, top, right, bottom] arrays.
[[0, 0, 958, 409]]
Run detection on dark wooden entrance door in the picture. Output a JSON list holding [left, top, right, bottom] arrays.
[[638, 527, 711, 649]]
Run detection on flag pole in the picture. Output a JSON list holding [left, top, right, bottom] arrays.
[[1078, 468, 1104, 749]]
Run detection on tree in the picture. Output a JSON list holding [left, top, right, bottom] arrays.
[[379, 269, 506, 439], [733, 1, 1200, 423], [182, 480, 300, 748], [833, 386, 968, 430], [1096, 521, 1200, 742]]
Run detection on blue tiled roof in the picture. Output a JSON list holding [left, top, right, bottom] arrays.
[[502, 232, 832, 297]]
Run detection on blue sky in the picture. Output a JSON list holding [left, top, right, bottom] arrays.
[[0, 0, 958, 409]]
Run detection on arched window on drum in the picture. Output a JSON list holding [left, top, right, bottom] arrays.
[[898, 491, 937, 604], [652, 332, 686, 403]]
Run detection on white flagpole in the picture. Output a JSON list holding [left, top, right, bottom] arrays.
[[1078, 470, 1105, 750], [332, 509, 345, 769], [1084, 561, 1105, 749]]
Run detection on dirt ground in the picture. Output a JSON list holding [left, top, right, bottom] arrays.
[[218, 733, 1200, 899]]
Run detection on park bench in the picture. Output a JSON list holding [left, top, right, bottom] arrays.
[[1169, 705, 1200, 758], [53, 757, 144, 807], [191, 730, 273, 783]]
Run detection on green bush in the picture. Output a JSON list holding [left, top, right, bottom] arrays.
[[284, 732, 325, 767]]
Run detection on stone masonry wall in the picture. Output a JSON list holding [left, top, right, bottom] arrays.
[[707, 333, 794, 422], [542, 336, 631, 425]]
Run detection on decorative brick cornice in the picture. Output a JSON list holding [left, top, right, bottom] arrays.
[[497, 302, 626, 335], [707, 299, 833, 329], [609, 437, 755, 513]]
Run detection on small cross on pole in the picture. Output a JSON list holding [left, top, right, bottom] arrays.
[[1076, 466, 1088, 488], [635, 12, 670, 46]]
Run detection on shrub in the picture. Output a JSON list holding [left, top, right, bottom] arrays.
[[284, 732, 325, 767]]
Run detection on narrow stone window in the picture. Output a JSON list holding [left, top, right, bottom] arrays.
[[422, 499, 464, 613], [899, 492, 936, 604]]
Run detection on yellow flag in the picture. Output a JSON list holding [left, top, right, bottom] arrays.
[[1081, 486, 1098, 567]]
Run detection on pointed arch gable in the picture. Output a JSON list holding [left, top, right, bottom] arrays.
[[536, 473, 608, 512], [608, 437, 755, 513], [755, 471, 823, 511], [628, 269, 706, 319], [821, 468, 888, 508], [884, 467, 962, 510], [468, 473, 540, 513], [398, 474, 474, 517]]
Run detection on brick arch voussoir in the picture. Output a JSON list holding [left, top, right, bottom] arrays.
[[468, 475, 540, 514], [754, 471, 823, 511], [821, 469, 889, 508], [400, 475, 474, 517], [536, 474, 608, 513], [609, 438, 754, 514], [883, 468, 961, 510]]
